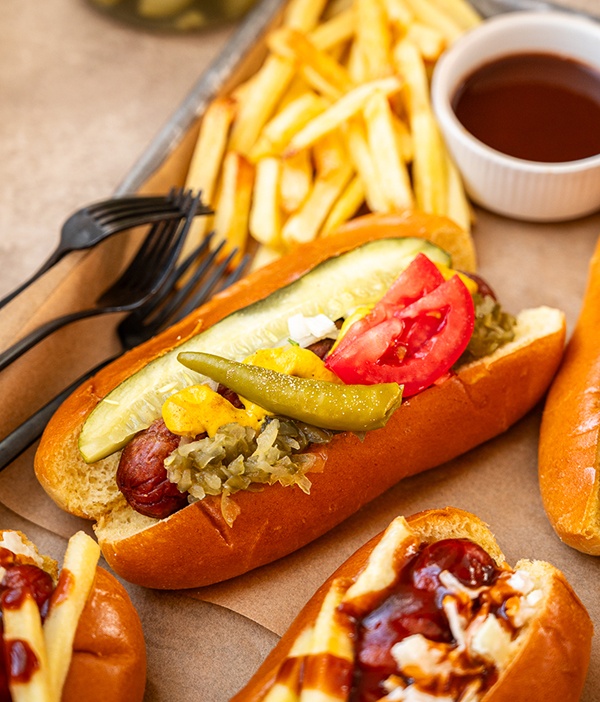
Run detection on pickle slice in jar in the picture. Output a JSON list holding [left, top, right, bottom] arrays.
[[79, 238, 450, 463], [137, 0, 193, 18]]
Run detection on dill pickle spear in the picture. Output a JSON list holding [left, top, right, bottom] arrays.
[[79, 238, 450, 462], [178, 352, 403, 432]]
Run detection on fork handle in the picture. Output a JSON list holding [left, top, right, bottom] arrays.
[[0, 355, 115, 471], [0, 247, 65, 311], [0, 308, 105, 373]]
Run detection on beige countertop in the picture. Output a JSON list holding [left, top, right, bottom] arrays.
[[0, 0, 233, 299], [1, 1, 600, 701]]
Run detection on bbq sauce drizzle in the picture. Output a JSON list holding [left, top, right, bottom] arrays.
[[276, 539, 525, 702]]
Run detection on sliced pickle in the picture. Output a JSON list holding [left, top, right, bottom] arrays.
[[79, 238, 451, 462]]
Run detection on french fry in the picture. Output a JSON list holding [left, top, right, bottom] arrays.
[[280, 150, 313, 214], [392, 111, 413, 162], [285, 75, 402, 156], [382, 0, 414, 28], [323, 0, 353, 19], [282, 163, 353, 245], [3, 594, 51, 702], [402, 0, 464, 44], [229, 56, 297, 155], [364, 90, 414, 211], [230, 0, 329, 154], [284, 0, 329, 31], [313, 130, 346, 177], [249, 243, 284, 273], [213, 152, 255, 263], [343, 517, 418, 615], [298, 578, 354, 697], [263, 627, 313, 702], [183, 96, 237, 255], [309, 8, 355, 52], [354, 0, 394, 80], [321, 175, 365, 235], [249, 157, 283, 246], [427, 0, 482, 30], [250, 91, 327, 161], [344, 117, 390, 213], [268, 27, 354, 100], [346, 37, 368, 83], [394, 39, 447, 214], [406, 22, 446, 62], [43, 532, 101, 702], [445, 149, 473, 232]]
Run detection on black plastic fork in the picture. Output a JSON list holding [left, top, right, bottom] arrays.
[[0, 190, 203, 310], [0, 240, 250, 470], [0, 191, 203, 373]]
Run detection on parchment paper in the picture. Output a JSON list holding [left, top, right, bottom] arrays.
[[1, 1, 599, 700]]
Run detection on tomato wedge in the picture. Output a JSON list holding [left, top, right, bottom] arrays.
[[325, 254, 475, 397]]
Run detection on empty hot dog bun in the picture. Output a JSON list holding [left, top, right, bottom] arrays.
[[233, 507, 593, 702], [539, 236, 600, 555], [34, 211, 566, 589], [0, 530, 146, 702]]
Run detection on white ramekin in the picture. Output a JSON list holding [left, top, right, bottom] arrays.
[[431, 11, 600, 222]]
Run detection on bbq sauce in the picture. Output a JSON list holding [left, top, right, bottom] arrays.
[[350, 539, 502, 702], [452, 53, 600, 162]]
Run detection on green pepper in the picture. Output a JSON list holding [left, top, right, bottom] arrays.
[[177, 351, 403, 433]]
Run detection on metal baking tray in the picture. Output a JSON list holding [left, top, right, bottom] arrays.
[[114, 0, 598, 198]]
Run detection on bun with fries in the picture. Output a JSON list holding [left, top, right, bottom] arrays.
[[232, 507, 593, 702], [539, 236, 600, 555], [0, 530, 146, 702], [34, 212, 565, 590]]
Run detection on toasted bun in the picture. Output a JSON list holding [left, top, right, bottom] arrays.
[[233, 507, 592, 702], [0, 531, 145, 702], [64, 567, 146, 702], [539, 236, 600, 555], [35, 212, 566, 589]]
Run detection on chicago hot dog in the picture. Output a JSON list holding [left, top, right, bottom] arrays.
[[233, 507, 592, 702], [34, 211, 566, 589], [0, 530, 146, 702], [539, 235, 600, 555]]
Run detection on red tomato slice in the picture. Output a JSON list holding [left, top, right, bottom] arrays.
[[325, 254, 475, 397]]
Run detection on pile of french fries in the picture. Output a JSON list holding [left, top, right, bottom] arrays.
[[182, 0, 481, 269], [1, 531, 100, 702]]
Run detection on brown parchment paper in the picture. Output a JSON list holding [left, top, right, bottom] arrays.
[[1, 1, 600, 701]]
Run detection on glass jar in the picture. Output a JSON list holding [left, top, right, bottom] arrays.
[[88, 0, 258, 31]]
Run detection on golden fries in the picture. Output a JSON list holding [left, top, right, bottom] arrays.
[[183, 96, 237, 255], [44, 532, 101, 701], [213, 152, 254, 263], [180, 0, 481, 270], [3, 595, 51, 702], [0, 531, 101, 702]]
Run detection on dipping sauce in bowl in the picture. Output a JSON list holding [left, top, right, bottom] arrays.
[[431, 12, 600, 221], [452, 53, 600, 163]]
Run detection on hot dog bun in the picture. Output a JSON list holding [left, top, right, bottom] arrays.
[[539, 236, 600, 555], [0, 530, 146, 702], [233, 507, 593, 702], [34, 211, 566, 589], [64, 567, 146, 702]]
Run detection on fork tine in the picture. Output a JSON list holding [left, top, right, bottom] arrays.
[[90, 187, 211, 228], [126, 193, 203, 300], [131, 232, 216, 319], [142, 238, 227, 332], [96, 192, 204, 306], [177, 253, 250, 320], [176, 246, 240, 322]]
